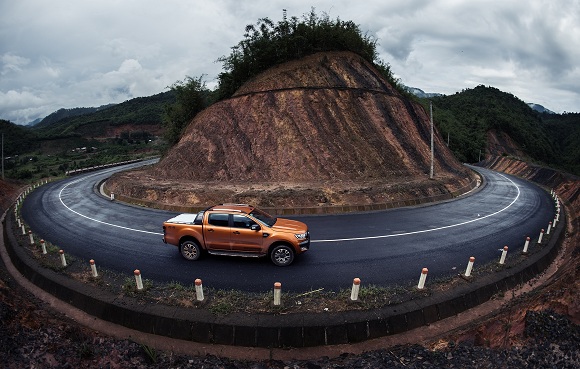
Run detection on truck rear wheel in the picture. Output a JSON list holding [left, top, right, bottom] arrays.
[[270, 244, 294, 266], [180, 240, 201, 261]]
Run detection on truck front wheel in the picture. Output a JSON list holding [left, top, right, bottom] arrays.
[[270, 244, 294, 266], [180, 240, 201, 261]]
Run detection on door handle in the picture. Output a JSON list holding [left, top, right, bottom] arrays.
[[207, 229, 214, 232], [233, 231, 240, 235]]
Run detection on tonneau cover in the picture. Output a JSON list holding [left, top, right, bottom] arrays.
[[164, 213, 198, 224]]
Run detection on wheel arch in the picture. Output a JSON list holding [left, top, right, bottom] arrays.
[[179, 235, 203, 249], [267, 240, 295, 255]]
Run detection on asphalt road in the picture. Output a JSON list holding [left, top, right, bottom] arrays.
[[21, 161, 555, 292]]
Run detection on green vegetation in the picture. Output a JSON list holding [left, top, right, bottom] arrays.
[[162, 76, 214, 147], [1, 93, 169, 182], [0, 119, 39, 156], [424, 85, 559, 165], [216, 8, 404, 99], [34, 91, 174, 138], [541, 112, 580, 175]]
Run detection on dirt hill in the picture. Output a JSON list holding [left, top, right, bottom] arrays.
[[106, 51, 475, 209], [0, 179, 20, 214]]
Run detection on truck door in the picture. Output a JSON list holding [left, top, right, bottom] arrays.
[[231, 214, 263, 252], [204, 213, 230, 250]]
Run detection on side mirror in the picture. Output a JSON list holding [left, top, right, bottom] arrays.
[[251, 224, 261, 231]]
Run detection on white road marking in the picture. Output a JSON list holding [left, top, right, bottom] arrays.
[[59, 176, 163, 236], [58, 172, 520, 242], [313, 173, 521, 243]]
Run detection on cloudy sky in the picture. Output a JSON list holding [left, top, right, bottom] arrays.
[[1, 0, 578, 125]]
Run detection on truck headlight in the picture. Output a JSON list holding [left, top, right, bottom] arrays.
[[294, 232, 308, 240]]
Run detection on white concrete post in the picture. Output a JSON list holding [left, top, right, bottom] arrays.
[[90, 259, 98, 277], [350, 278, 361, 301], [40, 239, 47, 255], [464, 257, 475, 277], [273, 282, 282, 306], [546, 221, 552, 235], [538, 229, 545, 244], [553, 217, 557, 228], [499, 246, 508, 265], [28, 230, 34, 245], [21, 225, 26, 235], [195, 278, 204, 302], [134, 269, 144, 290], [110, 193, 115, 201], [417, 268, 428, 289], [59, 250, 67, 267], [522, 237, 531, 254]]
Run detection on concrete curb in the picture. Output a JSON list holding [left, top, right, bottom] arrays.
[[2, 206, 565, 348]]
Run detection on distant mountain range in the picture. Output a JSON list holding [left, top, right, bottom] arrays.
[[405, 86, 443, 99], [24, 85, 556, 127], [30, 104, 116, 127], [406, 86, 555, 114], [526, 103, 555, 114]]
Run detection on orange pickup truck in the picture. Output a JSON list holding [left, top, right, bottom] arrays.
[[162, 204, 310, 266]]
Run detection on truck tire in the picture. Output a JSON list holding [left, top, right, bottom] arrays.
[[180, 240, 201, 261], [270, 244, 294, 266]]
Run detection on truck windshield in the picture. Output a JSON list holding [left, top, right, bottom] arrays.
[[249, 208, 277, 227]]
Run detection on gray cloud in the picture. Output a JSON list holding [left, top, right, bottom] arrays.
[[1, 0, 578, 124]]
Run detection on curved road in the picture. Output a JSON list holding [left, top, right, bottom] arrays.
[[21, 161, 555, 292]]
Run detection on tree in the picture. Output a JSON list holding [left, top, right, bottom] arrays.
[[215, 9, 402, 100], [162, 76, 211, 147]]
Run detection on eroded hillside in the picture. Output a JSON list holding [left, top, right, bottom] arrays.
[[107, 52, 475, 209]]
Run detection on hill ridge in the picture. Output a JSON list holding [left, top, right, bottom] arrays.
[[106, 51, 474, 208]]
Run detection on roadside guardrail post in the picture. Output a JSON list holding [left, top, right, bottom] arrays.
[[546, 221, 552, 235], [537, 229, 545, 244], [417, 268, 428, 289], [499, 246, 508, 264], [90, 259, 98, 277], [195, 278, 204, 302], [59, 250, 67, 267], [134, 270, 144, 290], [40, 239, 47, 255], [273, 282, 282, 306], [28, 230, 34, 245], [522, 237, 531, 254], [350, 278, 361, 301], [464, 257, 475, 277], [110, 193, 115, 201], [21, 225, 26, 235]]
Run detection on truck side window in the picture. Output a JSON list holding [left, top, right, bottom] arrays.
[[232, 214, 256, 229], [208, 213, 229, 227]]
